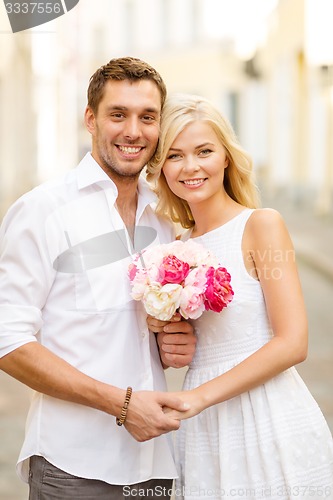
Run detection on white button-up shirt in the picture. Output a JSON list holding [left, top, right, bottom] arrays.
[[0, 153, 177, 485]]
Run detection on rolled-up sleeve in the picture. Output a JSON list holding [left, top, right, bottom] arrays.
[[0, 190, 55, 358]]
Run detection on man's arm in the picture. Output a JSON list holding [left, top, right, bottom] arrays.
[[0, 342, 189, 441], [0, 195, 190, 441]]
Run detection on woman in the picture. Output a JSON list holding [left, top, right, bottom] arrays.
[[146, 93, 333, 499]]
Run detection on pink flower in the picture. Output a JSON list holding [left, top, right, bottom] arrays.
[[179, 285, 205, 319], [204, 266, 234, 313], [129, 268, 149, 300], [185, 266, 208, 289], [167, 239, 218, 267], [158, 255, 190, 285], [128, 263, 138, 282], [128, 239, 234, 323]]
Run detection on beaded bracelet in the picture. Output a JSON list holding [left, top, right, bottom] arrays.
[[116, 386, 133, 426]]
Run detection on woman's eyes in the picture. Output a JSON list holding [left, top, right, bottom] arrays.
[[167, 153, 181, 160], [166, 149, 213, 160]]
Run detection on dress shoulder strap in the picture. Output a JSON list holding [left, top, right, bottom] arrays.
[[232, 208, 255, 234]]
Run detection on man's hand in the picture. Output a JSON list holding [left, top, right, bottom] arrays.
[[148, 313, 196, 369], [124, 390, 189, 441]]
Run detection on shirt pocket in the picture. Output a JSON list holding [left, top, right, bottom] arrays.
[[75, 257, 133, 312]]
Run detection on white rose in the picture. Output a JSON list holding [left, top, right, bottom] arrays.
[[143, 283, 182, 321]]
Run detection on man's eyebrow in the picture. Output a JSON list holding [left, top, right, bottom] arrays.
[[105, 105, 127, 112], [144, 107, 160, 114], [105, 105, 159, 114]]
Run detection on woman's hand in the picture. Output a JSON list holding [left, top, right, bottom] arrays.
[[162, 389, 205, 420]]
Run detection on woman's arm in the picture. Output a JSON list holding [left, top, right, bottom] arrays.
[[165, 209, 308, 418]]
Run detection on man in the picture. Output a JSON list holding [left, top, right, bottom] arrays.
[[0, 57, 195, 499]]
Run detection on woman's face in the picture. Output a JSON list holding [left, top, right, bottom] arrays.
[[162, 121, 228, 206]]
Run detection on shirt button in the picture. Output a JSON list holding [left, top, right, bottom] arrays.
[[141, 331, 147, 339]]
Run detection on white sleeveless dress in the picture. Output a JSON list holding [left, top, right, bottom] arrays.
[[176, 209, 333, 500]]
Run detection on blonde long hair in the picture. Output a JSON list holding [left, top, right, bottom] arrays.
[[147, 93, 260, 228]]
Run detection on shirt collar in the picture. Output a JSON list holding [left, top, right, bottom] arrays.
[[76, 152, 157, 215], [77, 153, 117, 194]]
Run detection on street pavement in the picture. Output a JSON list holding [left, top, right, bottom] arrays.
[[0, 373, 30, 499], [265, 191, 333, 282], [261, 191, 333, 431], [0, 192, 332, 500]]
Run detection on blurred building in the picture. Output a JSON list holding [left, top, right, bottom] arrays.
[[0, 5, 80, 216], [0, 9, 36, 215], [258, 0, 333, 214], [0, 0, 332, 218]]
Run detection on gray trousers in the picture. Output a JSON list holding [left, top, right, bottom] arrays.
[[28, 455, 173, 499]]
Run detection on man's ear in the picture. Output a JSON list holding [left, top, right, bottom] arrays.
[[85, 106, 96, 135]]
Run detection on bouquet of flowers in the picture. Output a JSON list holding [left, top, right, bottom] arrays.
[[128, 239, 234, 321]]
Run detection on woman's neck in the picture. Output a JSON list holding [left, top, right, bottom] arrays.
[[190, 195, 243, 237]]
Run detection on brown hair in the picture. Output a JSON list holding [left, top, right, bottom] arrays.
[[147, 93, 260, 228], [87, 57, 167, 114]]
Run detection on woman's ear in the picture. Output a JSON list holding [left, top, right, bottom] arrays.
[[84, 106, 96, 135]]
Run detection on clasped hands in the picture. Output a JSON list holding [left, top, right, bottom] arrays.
[[123, 316, 199, 442]]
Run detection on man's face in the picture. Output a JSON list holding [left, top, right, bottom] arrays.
[[85, 79, 162, 180]]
